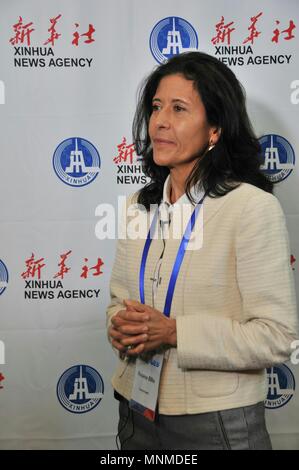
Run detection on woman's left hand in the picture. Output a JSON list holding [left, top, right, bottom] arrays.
[[113, 299, 177, 355]]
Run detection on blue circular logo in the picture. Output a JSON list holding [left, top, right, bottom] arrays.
[[53, 137, 101, 187], [150, 16, 198, 64], [57, 365, 104, 414], [265, 364, 295, 409], [0, 260, 9, 296], [259, 134, 295, 182]]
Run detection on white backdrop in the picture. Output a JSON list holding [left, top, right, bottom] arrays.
[[0, 0, 298, 450]]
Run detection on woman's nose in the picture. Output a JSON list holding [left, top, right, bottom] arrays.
[[155, 108, 171, 129]]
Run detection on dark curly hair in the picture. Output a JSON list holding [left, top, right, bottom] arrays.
[[133, 51, 273, 210]]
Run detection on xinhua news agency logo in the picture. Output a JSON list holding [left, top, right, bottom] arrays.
[[0, 260, 9, 295], [259, 134, 295, 182], [265, 364, 295, 409], [53, 137, 101, 187], [150, 16, 198, 64], [57, 365, 104, 413]]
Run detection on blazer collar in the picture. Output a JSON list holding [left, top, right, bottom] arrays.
[[162, 174, 205, 208], [161, 174, 241, 227]]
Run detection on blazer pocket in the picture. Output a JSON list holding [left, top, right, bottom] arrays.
[[190, 370, 239, 397]]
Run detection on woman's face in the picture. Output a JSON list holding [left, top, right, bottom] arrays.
[[149, 73, 217, 170]]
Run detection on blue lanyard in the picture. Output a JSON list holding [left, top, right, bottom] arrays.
[[139, 195, 205, 317]]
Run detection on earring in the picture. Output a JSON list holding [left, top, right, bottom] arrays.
[[208, 140, 215, 152]]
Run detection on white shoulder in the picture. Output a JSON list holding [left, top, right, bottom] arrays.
[[228, 183, 282, 213]]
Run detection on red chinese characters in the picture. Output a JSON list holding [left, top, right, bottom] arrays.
[[10, 16, 35, 46], [290, 254, 296, 270], [113, 137, 136, 165], [10, 16, 95, 46], [210, 12, 295, 45], [0, 373, 5, 389], [272, 20, 296, 43], [72, 23, 96, 46], [80, 258, 104, 279], [243, 12, 263, 45], [212, 16, 235, 45], [54, 250, 72, 279], [21, 252, 104, 279], [21, 253, 46, 280], [44, 14, 62, 46]]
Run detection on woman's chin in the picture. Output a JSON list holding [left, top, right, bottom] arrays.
[[153, 154, 173, 167]]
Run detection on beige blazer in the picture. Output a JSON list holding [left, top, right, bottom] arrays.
[[106, 183, 298, 415]]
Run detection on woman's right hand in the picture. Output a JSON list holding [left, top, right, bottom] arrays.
[[109, 308, 149, 356]]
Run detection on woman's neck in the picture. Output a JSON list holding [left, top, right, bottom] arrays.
[[169, 164, 194, 204], [169, 176, 185, 204]]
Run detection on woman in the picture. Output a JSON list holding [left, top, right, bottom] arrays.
[[106, 52, 298, 450]]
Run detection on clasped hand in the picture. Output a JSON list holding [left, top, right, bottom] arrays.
[[108, 299, 177, 356]]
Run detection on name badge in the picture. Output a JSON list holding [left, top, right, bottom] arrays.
[[129, 353, 164, 421]]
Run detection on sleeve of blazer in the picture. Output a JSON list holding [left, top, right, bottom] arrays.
[[176, 191, 298, 371], [106, 196, 131, 349]]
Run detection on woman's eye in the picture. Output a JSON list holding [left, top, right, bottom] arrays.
[[174, 105, 185, 112], [152, 104, 160, 111]]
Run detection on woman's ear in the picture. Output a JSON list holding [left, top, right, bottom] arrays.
[[211, 127, 221, 144]]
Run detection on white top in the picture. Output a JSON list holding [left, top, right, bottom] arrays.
[[151, 175, 205, 306]]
